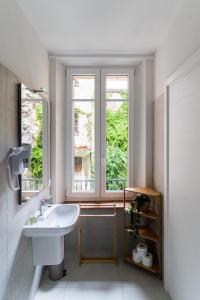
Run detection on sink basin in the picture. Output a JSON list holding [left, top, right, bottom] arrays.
[[23, 204, 80, 266], [23, 204, 80, 237]]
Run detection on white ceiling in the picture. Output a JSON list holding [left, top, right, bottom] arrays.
[[18, 0, 185, 55]]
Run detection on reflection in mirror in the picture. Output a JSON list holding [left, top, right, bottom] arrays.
[[18, 84, 48, 204]]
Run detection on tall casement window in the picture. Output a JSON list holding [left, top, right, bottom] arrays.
[[66, 67, 134, 199]]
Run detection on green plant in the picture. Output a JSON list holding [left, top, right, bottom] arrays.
[[128, 206, 139, 239], [128, 194, 150, 239], [134, 194, 150, 211]]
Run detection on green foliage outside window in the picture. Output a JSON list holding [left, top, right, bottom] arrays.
[[106, 93, 128, 190], [30, 98, 128, 190], [29, 91, 128, 190], [30, 104, 43, 179]]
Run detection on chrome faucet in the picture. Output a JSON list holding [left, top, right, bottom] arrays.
[[39, 199, 46, 216], [44, 195, 53, 205], [39, 196, 53, 216]]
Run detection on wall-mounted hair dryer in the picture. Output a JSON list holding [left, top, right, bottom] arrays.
[[7, 144, 32, 191]]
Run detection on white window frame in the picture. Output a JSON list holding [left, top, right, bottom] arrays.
[[66, 67, 100, 198], [101, 67, 134, 199], [66, 66, 134, 200]]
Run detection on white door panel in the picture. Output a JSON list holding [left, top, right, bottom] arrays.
[[166, 63, 200, 300]]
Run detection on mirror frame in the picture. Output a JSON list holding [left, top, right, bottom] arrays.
[[17, 83, 49, 204]]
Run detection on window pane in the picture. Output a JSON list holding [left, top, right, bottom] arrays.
[[106, 75, 128, 100], [72, 75, 95, 99], [106, 101, 128, 191], [73, 101, 95, 192], [21, 101, 43, 192]]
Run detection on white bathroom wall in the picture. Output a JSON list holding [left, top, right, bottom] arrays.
[[153, 94, 164, 194], [134, 60, 154, 187], [154, 0, 200, 221], [0, 1, 49, 300], [0, 64, 49, 300], [155, 0, 200, 99], [0, 0, 48, 90], [154, 0, 200, 298], [50, 58, 66, 204], [154, 0, 200, 196]]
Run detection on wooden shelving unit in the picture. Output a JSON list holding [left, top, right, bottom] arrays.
[[125, 206, 159, 220], [124, 255, 160, 274], [125, 226, 159, 242], [123, 187, 162, 277]]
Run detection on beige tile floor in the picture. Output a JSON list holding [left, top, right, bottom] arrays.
[[35, 252, 171, 300]]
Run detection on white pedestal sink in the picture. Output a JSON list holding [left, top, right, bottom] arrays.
[[23, 204, 79, 266]]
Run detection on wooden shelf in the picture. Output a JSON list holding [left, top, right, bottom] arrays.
[[123, 186, 162, 277], [81, 257, 117, 264], [124, 256, 160, 274], [125, 207, 159, 220], [124, 187, 160, 197], [125, 226, 159, 242]]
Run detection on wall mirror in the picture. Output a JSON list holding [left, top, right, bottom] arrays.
[[18, 84, 49, 204]]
